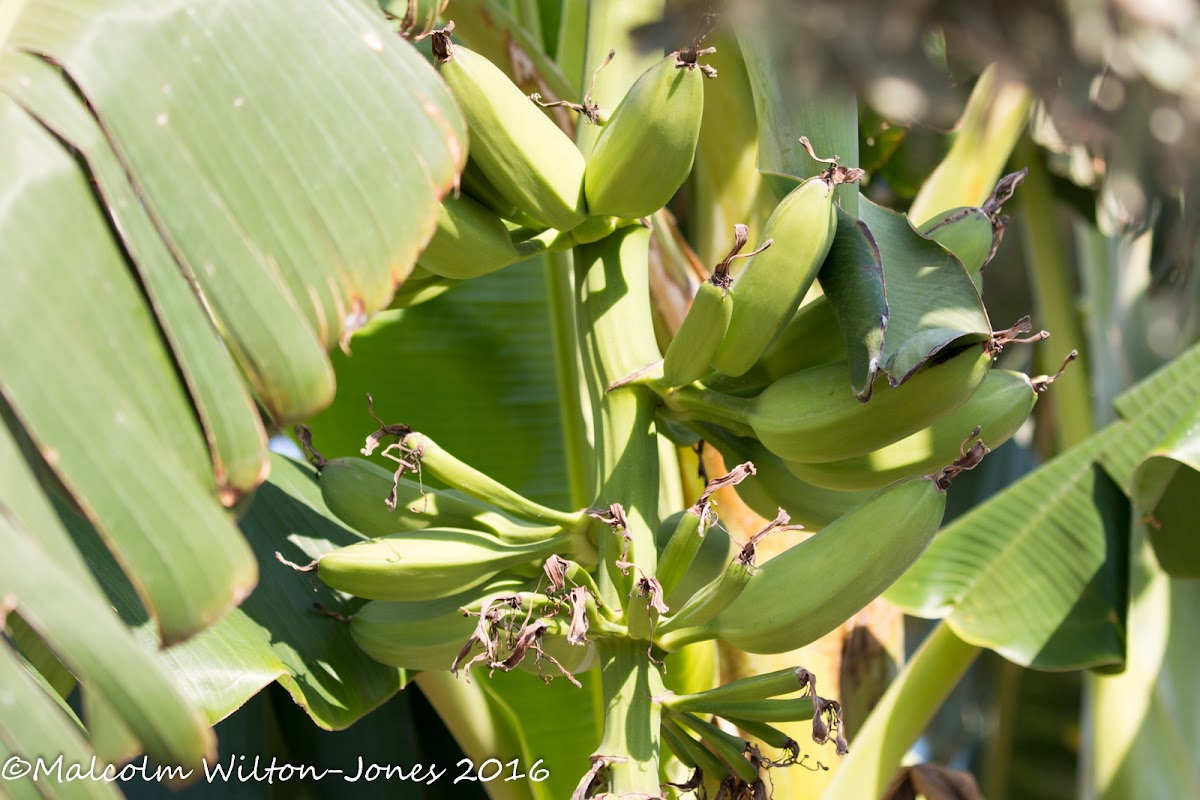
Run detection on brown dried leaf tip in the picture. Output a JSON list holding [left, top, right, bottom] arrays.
[[711, 225, 772, 289], [738, 509, 802, 568], [359, 394, 423, 511], [293, 424, 326, 469], [989, 315, 1049, 356], [930, 428, 990, 491], [530, 49, 613, 124], [796, 668, 849, 756], [799, 135, 866, 187], [570, 754, 628, 800], [1031, 350, 1078, 392], [675, 7, 720, 77], [429, 20, 455, 62]]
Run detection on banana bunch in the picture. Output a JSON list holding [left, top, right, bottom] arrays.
[[699, 170, 1024, 395], [658, 666, 849, 796], [407, 25, 719, 289], [782, 361, 1071, 491]]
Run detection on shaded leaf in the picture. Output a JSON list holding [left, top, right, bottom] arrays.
[[1132, 403, 1200, 576], [3, 52, 269, 503], [307, 259, 572, 509], [62, 454, 406, 731], [859, 196, 992, 385], [818, 207, 886, 399], [887, 343, 1200, 669], [0, 634, 121, 800], [0, 490, 213, 767]]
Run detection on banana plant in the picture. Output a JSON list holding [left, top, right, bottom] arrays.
[[2, 1, 1197, 800]]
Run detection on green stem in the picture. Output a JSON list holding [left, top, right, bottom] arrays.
[[1015, 138, 1094, 450], [544, 251, 596, 509], [572, 4, 666, 794], [574, 226, 662, 620], [594, 639, 665, 795], [658, 383, 756, 437], [820, 620, 980, 800]]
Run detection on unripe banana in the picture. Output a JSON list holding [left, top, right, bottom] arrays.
[[316, 528, 576, 601], [707, 198, 1001, 393], [785, 369, 1037, 491], [664, 667, 810, 708], [669, 712, 759, 786], [656, 557, 752, 634], [919, 206, 996, 291], [709, 176, 836, 377], [417, 193, 520, 280], [663, 343, 993, 464], [663, 224, 770, 387], [657, 476, 947, 654], [350, 576, 528, 670], [656, 509, 735, 609], [657, 506, 800, 635], [318, 457, 561, 544], [583, 51, 709, 219], [432, 27, 587, 231], [662, 718, 742, 787], [458, 156, 522, 221], [692, 423, 873, 531]]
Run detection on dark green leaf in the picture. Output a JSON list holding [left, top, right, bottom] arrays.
[[860, 196, 991, 384], [818, 208, 886, 399]]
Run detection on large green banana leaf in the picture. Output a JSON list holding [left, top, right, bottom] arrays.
[[0, 0, 462, 786], [304, 259, 604, 800], [887, 342, 1200, 669]]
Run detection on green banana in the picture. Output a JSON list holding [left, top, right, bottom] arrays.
[[583, 50, 710, 219], [664, 342, 993, 464], [432, 26, 587, 231], [656, 556, 752, 634], [387, 432, 584, 530], [784, 368, 1038, 491], [663, 667, 810, 708], [417, 193, 521, 280], [919, 206, 995, 291], [458, 156, 522, 221], [711, 152, 862, 378], [350, 576, 529, 670], [693, 423, 874, 531], [655, 509, 735, 608], [668, 712, 759, 786], [663, 224, 770, 387], [707, 202, 1005, 395], [316, 528, 577, 601], [656, 475, 947, 654], [662, 718, 741, 787], [318, 457, 561, 544]]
